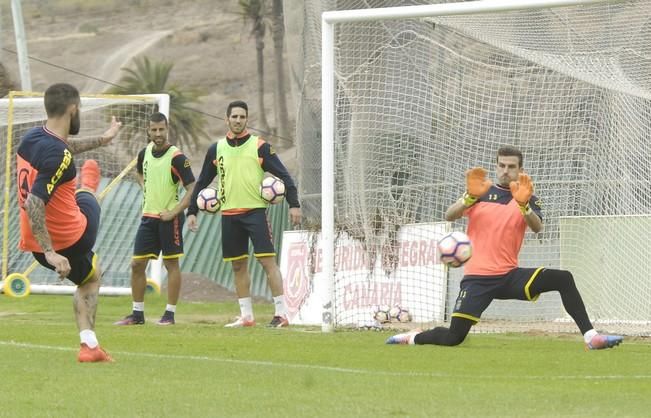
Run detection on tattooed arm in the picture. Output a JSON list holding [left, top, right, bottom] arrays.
[[66, 136, 110, 154], [24, 193, 71, 278], [66, 116, 123, 154]]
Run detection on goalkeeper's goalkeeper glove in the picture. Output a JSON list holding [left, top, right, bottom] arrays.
[[509, 172, 534, 215], [461, 167, 492, 207]]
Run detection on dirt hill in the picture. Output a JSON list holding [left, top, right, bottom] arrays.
[[0, 0, 297, 172]]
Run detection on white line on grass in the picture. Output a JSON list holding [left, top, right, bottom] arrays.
[[2, 339, 650, 381]]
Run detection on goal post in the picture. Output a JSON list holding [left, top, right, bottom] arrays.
[[0, 92, 169, 296], [312, 0, 651, 334]]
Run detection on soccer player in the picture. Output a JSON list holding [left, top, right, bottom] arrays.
[[386, 146, 624, 350], [114, 112, 195, 326], [186, 100, 302, 328], [16, 83, 121, 362]]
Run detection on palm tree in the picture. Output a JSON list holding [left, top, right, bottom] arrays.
[[239, 0, 271, 135], [105, 56, 208, 153]]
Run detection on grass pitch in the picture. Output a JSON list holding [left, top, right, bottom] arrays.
[[1, 294, 649, 417]]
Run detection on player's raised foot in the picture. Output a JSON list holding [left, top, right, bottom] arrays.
[[78, 344, 113, 363], [79, 159, 101, 193], [156, 311, 175, 326], [224, 316, 256, 328], [586, 334, 623, 350], [385, 330, 420, 345], [267, 315, 289, 328], [113, 313, 145, 326]]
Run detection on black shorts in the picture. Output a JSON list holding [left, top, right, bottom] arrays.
[[33, 191, 100, 285], [133, 214, 184, 260], [451, 267, 545, 323], [221, 208, 275, 261]]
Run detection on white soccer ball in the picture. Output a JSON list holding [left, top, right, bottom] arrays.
[[389, 305, 412, 323], [260, 175, 285, 204], [388, 305, 401, 321], [438, 231, 472, 268], [196, 187, 221, 214], [372, 305, 391, 324], [396, 308, 412, 323]]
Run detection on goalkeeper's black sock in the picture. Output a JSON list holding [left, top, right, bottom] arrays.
[[414, 317, 472, 346], [530, 269, 593, 334]]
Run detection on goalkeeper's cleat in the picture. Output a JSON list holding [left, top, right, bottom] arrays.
[[267, 315, 289, 328], [113, 313, 145, 326], [224, 316, 256, 328], [385, 330, 420, 345], [78, 344, 113, 363], [586, 334, 623, 350], [79, 159, 101, 193], [156, 311, 175, 326]]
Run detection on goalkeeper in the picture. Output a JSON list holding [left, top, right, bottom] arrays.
[[387, 146, 623, 350]]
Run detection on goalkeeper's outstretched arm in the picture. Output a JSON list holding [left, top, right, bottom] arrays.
[[445, 199, 467, 222]]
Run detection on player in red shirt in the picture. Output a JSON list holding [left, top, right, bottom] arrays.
[[17, 83, 122, 362], [387, 146, 623, 350]]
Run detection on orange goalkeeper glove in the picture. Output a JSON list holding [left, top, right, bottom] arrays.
[[462, 167, 492, 207], [509, 173, 534, 215]]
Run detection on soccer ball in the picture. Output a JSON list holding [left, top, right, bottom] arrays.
[[438, 231, 472, 267], [260, 175, 285, 204], [196, 187, 221, 214], [372, 305, 391, 324], [389, 305, 412, 323]]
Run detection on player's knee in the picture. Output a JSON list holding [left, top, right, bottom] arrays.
[[130, 258, 147, 273], [447, 331, 467, 346], [231, 259, 247, 273], [163, 258, 180, 272], [556, 269, 576, 290]]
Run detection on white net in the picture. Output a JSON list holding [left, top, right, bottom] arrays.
[[287, 0, 651, 335], [1, 93, 164, 290]]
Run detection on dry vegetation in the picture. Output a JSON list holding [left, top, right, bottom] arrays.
[[0, 0, 297, 170]]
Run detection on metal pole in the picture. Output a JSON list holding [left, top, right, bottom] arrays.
[[11, 0, 32, 91]]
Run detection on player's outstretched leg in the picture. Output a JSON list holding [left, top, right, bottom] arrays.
[[586, 334, 624, 350]]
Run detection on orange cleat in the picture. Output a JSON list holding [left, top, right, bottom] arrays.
[[80, 159, 101, 193], [77, 343, 114, 363]]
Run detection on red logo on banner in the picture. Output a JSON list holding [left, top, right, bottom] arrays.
[[284, 241, 310, 320]]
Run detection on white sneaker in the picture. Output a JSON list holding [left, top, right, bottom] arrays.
[[224, 316, 256, 328]]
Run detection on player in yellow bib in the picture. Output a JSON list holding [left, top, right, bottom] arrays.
[[187, 101, 302, 328], [115, 112, 195, 326]]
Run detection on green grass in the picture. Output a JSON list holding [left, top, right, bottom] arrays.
[[1, 295, 649, 417]]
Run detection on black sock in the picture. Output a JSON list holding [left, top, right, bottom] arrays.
[[530, 269, 593, 334]]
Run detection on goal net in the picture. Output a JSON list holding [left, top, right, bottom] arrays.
[[287, 0, 651, 335], [1, 92, 168, 295]]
